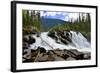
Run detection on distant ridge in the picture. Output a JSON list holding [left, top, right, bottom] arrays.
[[41, 17, 68, 31]]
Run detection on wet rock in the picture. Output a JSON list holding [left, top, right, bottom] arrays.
[[47, 55, 55, 61], [31, 49, 36, 53], [56, 39, 61, 44], [53, 49, 64, 56], [60, 37, 69, 44], [65, 32, 69, 36], [69, 49, 85, 60], [23, 49, 31, 60], [64, 49, 79, 57], [23, 46, 30, 60], [47, 49, 65, 61], [34, 52, 44, 62], [22, 47, 91, 62], [23, 51, 28, 55], [57, 30, 72, 42], [60, 35, 72, 43], [57, 30, 64, 36], [63, 50, 75, 57], [52, 54, 65, 61], [23, 53, 31, 60], [22, 58, 26, 62], [23, 42, 29, 49], [48, 31, 72, 44], [23, 48, 31, 53], [66, 57, 76, 61], [23, 36, 29, 42], [48, 31, 58, 40], [84, 52, 91, 59], [31, 49, 37, 57], [28, 35, 36, 44], [76, 31, 79, 34], [37, 33, 40, 37], [75, 54, 84, 60], [64, 49, 90, 60], [37, 47, 46, 53], [37, 55, 48, 62], [68, 49, 83, 56], [23, 59, 33, 63], [62, 54, 69, 60]]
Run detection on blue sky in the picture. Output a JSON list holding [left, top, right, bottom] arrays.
[[40, 11, 80, 22]]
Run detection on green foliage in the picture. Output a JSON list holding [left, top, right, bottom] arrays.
[[49, 13, 91, 42], [22, 10, 41, 35], [22, 10, 33, 27], [22, 10, 91, 41]]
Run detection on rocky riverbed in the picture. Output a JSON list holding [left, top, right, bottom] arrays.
[[23, 48, 91, 63], [22, 30, 91, 63]]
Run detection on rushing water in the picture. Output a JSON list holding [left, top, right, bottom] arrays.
[[29, 31, 91, 52]]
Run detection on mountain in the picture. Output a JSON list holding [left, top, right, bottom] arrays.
[[40, 17, 68, 31]]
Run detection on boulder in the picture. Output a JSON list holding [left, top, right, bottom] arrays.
[[37, 55, 48, 62], [60, 38, 69, 44], [23, 47, 91, 62], [75, 54, 84, 60], [23, 59, 33, 63], [65, 32, 69, 36], [52, 54, 65, 61], [57, 30, 64, 36], [23, 42, 29, 49], [31, 49, 36, 53], [37, 47, 46, 53], [23, 52, 31, 61], [47, 50, 54, 55], [60, 35, 72, 43], [28, 35, 36, 44], [66, 57, 76, 61], [53, 49, 64, 56], [61, 54, 69, 60], [23, 36, 29, 42], [31, 49, 37, 57], [68, 49, 83, 56], [47, 55, 55, 61], [84, 52, 91, 59], [48, 31, 58, 40]]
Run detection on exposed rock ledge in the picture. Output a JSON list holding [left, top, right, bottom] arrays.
[[23, 47, 91, 63]]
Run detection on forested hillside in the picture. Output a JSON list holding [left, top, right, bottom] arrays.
[[22, 10, 91, 42]]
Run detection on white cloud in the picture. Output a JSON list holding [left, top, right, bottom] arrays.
[[41, 11, 57, 16], [40, 11, 88, 22], [46, 12, 57, 16], [64, 16, 69, 21], [41, 11, 68, 17]]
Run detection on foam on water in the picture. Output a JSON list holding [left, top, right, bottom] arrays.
[[29, 31, 91, 52]]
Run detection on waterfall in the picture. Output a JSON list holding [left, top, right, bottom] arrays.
[[69, 31, 91, 49], [29, 31, 91, 52]]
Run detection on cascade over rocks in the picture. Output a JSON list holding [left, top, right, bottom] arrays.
[[23, 30, 91, 62]]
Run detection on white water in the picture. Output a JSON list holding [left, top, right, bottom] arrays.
[[29, 31, 91, 52], [70, 31, 91, 49]]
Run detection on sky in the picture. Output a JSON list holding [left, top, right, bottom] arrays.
[[40, 11, 81, 22]]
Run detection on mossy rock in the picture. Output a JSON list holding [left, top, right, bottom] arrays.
[[23, 26, 39, 35]]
